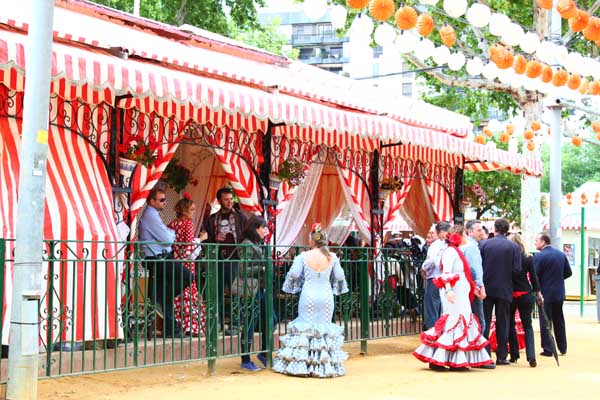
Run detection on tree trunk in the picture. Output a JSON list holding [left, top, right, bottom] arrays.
[[520, 96, 544, 253], [175, 0, 189, 26]]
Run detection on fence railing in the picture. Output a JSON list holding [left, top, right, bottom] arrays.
[[0, 238, 423, 381]]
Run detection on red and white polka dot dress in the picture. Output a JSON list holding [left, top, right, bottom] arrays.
[[168, 218, 206, 336]]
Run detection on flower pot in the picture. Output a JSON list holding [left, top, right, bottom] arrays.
[[119, 157, 137, 179], [378, 189, 390, 202], [269, 175, 282, 192]]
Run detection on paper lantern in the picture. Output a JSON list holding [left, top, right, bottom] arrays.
[[466, 57, 484, 76], [443, 0, 468, 19], [369, 0, 395, 21], [569, 10, 590, 32], [432, 45, 451, 65], [303, 0, 328, 20], [584, 17, 600, 42], [579, 78, 589, 95], [531, 121, 541, 131], [500, 133, 510, 144], [440, 25, 456, 47], [414, 38, 435, 60], [557, 0, 578, 20], [571, 136, 582, 146], [374, 23, 397, 46], [523, 130, 534, 140], [483, 127, 493, 137], [466, 4, 491, 28], [395, 31, 419, 53], [420, 0, 438, 5], [489, 13, 510, 37], [597, 133, 600, 141], [394, 6, 417, 30], [526, 140, 535, 151], [504, 124, 514, 135], [536, 0, 553, 9], [416, 14, 434, 36], [525, 60, 543, 78], [447, 51, 466, 71], [331, 5, 348, 29], [502, 23, 524, 47], [474, 134, 486, 144], [520, 32, 541, 54], [592, 121, 600, 133], [552, 69, 568, 87], [482, 62, 499, 80], [567, 73, 581, 90], [347, 0, 369, 9], [541, 65, 553, 83], [513, 55, 527, 75], [589, 80, 600, 95]]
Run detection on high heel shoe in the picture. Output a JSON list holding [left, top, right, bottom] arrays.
[[509, 356, 519, 363]]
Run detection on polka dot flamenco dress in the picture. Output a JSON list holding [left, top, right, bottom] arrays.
[[273, 253, 349, 378]]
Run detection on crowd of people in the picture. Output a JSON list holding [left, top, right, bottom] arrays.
[[138, 182, 572, 377]]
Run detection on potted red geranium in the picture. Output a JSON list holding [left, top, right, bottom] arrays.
[[118, 134, 159, 177]]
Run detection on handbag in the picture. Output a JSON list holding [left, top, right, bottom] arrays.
[[230, 274, 259, 298]]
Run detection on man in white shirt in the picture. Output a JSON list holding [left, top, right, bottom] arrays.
[[421, 221, 450, 330]]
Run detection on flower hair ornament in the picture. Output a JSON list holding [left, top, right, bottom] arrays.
[[447, 233, 462, 247], [183, 192, 192, 201], [311, 222, 323, 242]]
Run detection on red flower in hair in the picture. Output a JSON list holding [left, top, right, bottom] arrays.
[[447, 233, 462, 247], [183, 192, 192, 200], [311, 222, 321, 233]]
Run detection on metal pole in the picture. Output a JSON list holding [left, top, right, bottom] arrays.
[[580, 206, 585, 317], [6, 1, 55, 398], [133, 0, 141, 16], [547, 103, 563, 250]]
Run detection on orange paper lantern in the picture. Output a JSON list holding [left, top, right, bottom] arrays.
[[474, 134, 486, 144], [505, 124, 515, 135], [579, 78, 589, 95], [541, 65, 554, 83], [347, 0, 369, 9], [369, 0, 395, 22], [572, 136, 582, 146], [552, 69, 568, 87], [597, 133, 600, 141], [569, 10, 590, 32], [440, 25, 456, 48], [525, 60, 543, 79], [557, 0, 578, 20], [483, 127, 493, 137], [591, 121, 600, 133], [394, 6, 417, 30], [567, 73, 581, 90], [526, 140, 536, 151], [583, 17, 600, 42], [416, 14, 434, 37], [536, 0, 553, 9], [566, 193, 572, 200], [500, 133, 510, 144], [513, 55, 527, 75], [523, 130, 534, 140], [589, 80, 600, 95], [531, 121, 541, 131]]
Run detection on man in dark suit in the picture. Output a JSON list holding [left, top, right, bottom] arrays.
[[480, 218, 522, 365], [534, 232, 572, 357]]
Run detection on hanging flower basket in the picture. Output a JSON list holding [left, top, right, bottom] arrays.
[[378, 189, 391, 202], [119, 157, 137, 179], [272, 157, 307, 189], [269, 175, 282, 192]]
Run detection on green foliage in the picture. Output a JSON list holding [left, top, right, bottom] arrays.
[[540, 142, 600, 194], [464, 169, 522, 225], [162, 159, 198, 193], [229, 18, 299, 59]]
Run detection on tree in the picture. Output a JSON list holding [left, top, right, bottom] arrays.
[[541, 141, 600, 194]]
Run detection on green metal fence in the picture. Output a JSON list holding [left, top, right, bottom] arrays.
[[0, 238, 423, 381]]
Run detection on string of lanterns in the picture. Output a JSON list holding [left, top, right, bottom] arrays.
[[565, 191, 600, 205]]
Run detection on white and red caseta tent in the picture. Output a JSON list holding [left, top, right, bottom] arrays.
[[0, 1, 542, 344]]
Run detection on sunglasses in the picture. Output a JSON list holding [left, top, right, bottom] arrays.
[[156, 198, 167, 203]]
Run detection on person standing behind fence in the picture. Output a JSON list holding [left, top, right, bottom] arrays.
[[534, 232, 572, 357], [205, 187, 247, 334], [463, 221, 487, 333], [507, 233, 541, 367], [168, 193, 208, 337], [139, 183, 193, 338], [273, 223, 349, 377], [421, 222, 450, 330], [480, 218, 521, 365]]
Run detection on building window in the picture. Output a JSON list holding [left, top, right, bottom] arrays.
[[402, 82, 413, 97], [298, 48, 314, 60], [330, 46, 343, 59]]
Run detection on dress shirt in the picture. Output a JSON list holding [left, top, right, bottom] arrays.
[[461, 236, 484, 288], [139, 206, 176, 257], [423, 239, 447, 279]]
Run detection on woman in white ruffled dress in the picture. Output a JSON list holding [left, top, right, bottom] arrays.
[[273, 223, 349, 378], [413, 225, 494, 371]]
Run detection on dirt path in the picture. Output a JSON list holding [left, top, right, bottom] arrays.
[[38, 316, 600, 400]]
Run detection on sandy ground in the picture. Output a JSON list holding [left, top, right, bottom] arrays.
[[37, 315, 600, 400]]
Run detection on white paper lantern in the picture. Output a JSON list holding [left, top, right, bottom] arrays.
[[395, 30, 419, 54], [489, 13, 510, 37], [420, 0, 439, 5], [501, 23, 524, 47], [303, 0, 328, 20], [555, 45, 569, 66], [330, 4, 348, 29], [482, 62, 499, 81], [432, 45, 451, 65], [447, 51, 466, 71], [497, 69, 511, 84], [535, 41, 554, 64], [374, 23, 397, 47], [564, 52, 583, 74], [414, 38, 435, 61], [488, 118, 502, 132], [349, 14, 374, 45], [466, 3, 491, 28], [520, 32, 540, 54], [443, 0, 468, 18], [466, 57, 484, 75], [508, 137, 518, 153], [592, 61, 600, 80]]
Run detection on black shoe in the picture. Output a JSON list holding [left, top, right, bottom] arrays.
[[477, 363, 496, 369], [529, 360, 537, 368], [428, 363, 447, 371], [560, 352, 566, 356], [509, 356, 519, 363], [496, 360, 510, 366], [449, 366, 469, 371], [540, 351, 553, 357]]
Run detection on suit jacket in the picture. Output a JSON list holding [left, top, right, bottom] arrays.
[[534, 246, 572, 302], [480, 234, 522, 301]]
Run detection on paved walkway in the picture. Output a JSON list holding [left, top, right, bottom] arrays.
[[39, 310, 600, 400]]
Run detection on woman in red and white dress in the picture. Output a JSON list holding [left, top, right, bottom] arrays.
[[413, 225, 493, 370], [168, 194, 207, 336]]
